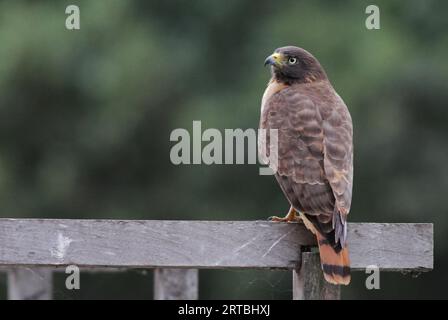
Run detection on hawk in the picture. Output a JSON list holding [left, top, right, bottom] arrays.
[[259, 46, 353, 285]]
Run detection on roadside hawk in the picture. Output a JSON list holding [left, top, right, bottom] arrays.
[[259, 46, 353, 285]]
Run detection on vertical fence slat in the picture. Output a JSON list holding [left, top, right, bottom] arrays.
[[7, 268, 53, 300], [293, 252, 340, 300], [154, 268, 198, 300]]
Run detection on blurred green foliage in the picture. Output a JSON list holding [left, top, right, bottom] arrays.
[[0, 0, 447, 299]]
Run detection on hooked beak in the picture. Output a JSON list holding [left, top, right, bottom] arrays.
[[264, 52, 284, 67]]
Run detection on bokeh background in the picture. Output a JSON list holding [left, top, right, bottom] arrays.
[[0, 0, 447, 299]]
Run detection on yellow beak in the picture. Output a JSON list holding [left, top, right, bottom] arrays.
[[264, 52, 284, 66]]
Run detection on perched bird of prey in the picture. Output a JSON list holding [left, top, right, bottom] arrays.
[[259, 46, 353, 285]]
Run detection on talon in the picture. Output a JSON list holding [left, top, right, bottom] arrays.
[[267, 206, 301, 223], [268, 216, 286, 222]]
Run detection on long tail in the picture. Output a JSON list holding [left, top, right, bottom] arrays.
[[316, 232, 351, 285]]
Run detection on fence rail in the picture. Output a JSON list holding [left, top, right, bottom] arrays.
[[0, 219, 434, 300]]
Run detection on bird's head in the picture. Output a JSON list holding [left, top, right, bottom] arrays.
[[264, 46, 327, 85]]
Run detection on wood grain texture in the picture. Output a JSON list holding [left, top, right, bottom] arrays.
[[348, 223, 433, 271], [293, 252, 340, 300], [154, 269, 198, 300], [0, 219, 433, 271]]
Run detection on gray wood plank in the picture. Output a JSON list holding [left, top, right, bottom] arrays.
[[0, 219, 311, 269], [154, 268, 198, 300], [0, 219, 433, 271], [348, 223, 433, 271], [7, 267, 53, 300], [293, 252, 340, 300]]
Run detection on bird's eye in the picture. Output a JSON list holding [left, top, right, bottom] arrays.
[[288, 57, 297, 65]]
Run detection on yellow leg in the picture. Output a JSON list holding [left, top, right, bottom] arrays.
[[269, 206, 302, 223], [298, 212, 316, 234]]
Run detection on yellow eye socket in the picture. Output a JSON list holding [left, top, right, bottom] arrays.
[[288, 57, 297, 65]]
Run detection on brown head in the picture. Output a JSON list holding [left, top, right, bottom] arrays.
[[264, 46, 328, 85]]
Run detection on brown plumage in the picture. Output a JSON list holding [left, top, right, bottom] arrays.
[[259, 46, 353, 285]]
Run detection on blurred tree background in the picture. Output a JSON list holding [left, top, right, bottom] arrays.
[[0, 0, 447, 299]]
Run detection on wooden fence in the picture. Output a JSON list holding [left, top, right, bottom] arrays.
[[0, 219, 433, 300]]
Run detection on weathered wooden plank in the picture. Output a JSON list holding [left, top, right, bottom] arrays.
[[154, 268, 198, 300], [7, 267, 53, 300], [349, 223, 433, 271], [293, 252, 340, 300], [0, 219, 311, 269], [0, 219, 433, 271]]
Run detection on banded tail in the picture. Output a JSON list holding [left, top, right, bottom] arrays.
[[316, 232, 351, 285]]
